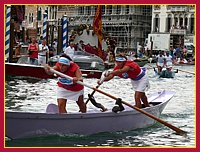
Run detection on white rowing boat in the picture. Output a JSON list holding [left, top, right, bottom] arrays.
[[6, 90, 175, 139]]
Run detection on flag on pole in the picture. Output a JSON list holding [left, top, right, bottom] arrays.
[[93, 5, 102, 58]]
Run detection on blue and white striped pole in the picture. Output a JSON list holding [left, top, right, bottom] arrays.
[[43, 12, 48, 40], [62, 15, 68, 52], [5, 5, 11, 62]]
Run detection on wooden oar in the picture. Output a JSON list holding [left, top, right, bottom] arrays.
[[85, 70, 108, 105], [85, 71, 108, 112], [49, 68, 187, 134], [172, 68, 195, 75], [85, 84, 101, 104]]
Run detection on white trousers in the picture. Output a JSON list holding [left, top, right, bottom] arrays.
[[38, 55, 46, 65]]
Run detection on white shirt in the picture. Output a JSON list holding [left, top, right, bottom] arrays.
[[52, 41, 57, 49], [157, 55, 165, 63], [165, 55, 172, 63], [39, 44, 49, 56], [64, 46, 75, 59]]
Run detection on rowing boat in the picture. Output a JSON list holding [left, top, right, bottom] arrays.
[[5, 90, 175, 139], [153, 67, 177, 78]]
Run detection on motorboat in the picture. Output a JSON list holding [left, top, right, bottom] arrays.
[[5, 51, 105, 79], [48, 51, 105, 78]]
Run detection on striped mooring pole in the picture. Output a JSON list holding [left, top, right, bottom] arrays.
[[5, 5, 11, 62], [62, 15, 68, 52], [43, 12, 48, 40]]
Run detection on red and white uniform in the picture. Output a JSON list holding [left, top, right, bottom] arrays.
[[55, 62, 84, 101], [114, 61, 141, 79], [56, 62, 83, 91], [113, 60, 150, 92]]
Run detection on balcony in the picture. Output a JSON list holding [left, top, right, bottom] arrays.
[[170, 29, 186, 35], [170, 7, 189, 12]]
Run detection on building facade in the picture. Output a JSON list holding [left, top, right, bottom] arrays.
[[151, 5, 195, 43], [9, 5, 195, 50], [38, 5, 152, 50]]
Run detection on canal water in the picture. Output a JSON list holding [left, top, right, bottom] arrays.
[[5, 63, 195, 147]]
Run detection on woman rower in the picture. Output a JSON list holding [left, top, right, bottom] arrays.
[[98, 54, 150, 109], [44, 54, 86, 113]]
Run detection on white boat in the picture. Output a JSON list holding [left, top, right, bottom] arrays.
[[6, 90, 175, 139]]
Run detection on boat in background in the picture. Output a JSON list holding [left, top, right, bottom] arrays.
[[153, 67, 177, 78], [6, 90, 175, 139], [134, 59, 149, 67], [48, 51, 105, 78], [5, 62, 54, 79], [6, 51, 105, 79], [173, 60, 195, 66]]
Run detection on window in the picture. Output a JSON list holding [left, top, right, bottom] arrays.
[[116, 5, 121, 14], [37, 7, 41, 21], [107, 5, 112, 14], [125, 5, 129, 14], [86, 6, 91, 15], [184, 17, 188, 28], [102, 5, 105, 15], [154, 14, 159, 32], [28, 13, 33, 24], [78, 7, 84, 15]]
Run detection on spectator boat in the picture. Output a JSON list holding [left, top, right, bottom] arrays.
[[5, 51, 105, 79]]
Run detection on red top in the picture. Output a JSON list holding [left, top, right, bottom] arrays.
[[113, 60, 141, 79], [56, 62, 84, 91], [29, 43, 38, 58]]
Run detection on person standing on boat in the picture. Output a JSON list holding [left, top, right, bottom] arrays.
[[156, 51, 165, 74], [64, 41, 75, 59], [98, 54, 150, 109], [44, 55, 86, 113], [27, 37, 39, 65], [164, 52, 173, 72], [38, 40, 49, 65]]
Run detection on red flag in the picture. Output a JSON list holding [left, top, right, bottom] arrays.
[[93, 5, 102, 58]]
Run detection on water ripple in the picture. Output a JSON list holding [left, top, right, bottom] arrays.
[[5, 64, 195, 147]]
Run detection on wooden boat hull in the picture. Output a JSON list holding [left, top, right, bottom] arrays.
[[5, 63, 102, 79], [5, 63, 54, 79], [6, 90, 175, 139]]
